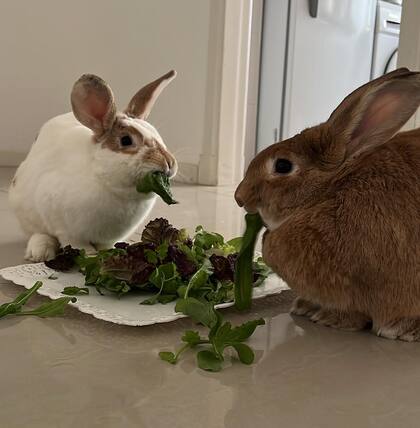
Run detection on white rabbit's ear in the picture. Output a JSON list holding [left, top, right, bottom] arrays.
[[71, 74, 116, 137], [125, 70, 176, 120], [328, 68, 420, 158]]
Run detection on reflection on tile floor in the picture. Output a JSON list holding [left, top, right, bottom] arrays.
[[1, 167, 420, 428]]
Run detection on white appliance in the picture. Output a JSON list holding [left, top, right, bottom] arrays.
[[257, 0, 376, 152], [371, 0, 402, 79]]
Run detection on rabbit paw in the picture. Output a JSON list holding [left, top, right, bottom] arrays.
[[291, 297, 320, 317], [310, 308, 370, 331], [375, 318, 420, 342], [25, 234, 59, 262]]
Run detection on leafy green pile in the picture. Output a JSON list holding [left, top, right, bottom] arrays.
[[43, 215, 269, 372], [136, 171, 178, 205], [45, 218, 270, 306], [0, 281, 75, 319], [160, 297, 265, 371]]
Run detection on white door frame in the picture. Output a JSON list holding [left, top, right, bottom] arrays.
[[398, 0, 420, 129], [198, 0, 261, 186]]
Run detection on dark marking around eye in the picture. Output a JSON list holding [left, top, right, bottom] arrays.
[[121, 135, 133, 147]]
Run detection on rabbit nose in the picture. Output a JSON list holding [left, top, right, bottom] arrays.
[[234, 186, 245, 207], [165, 156, 178, 178]]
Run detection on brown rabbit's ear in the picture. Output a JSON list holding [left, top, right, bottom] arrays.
[[124, 70, 176, 120], [71, 74, 116, 138], [327, 68, 420, 158]]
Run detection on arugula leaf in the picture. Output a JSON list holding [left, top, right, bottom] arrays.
[[194, 226, 224, 250], [161, 298, 264, 371], [140, 296, 160, 305], [0, 281, 76, 320], [96, 275, 130, 297], [144, 249, 158, 264], [175, 297, 219, 329], [159, 341, 193, 364], [184, 260, 212, 298], [136, 171, 178, 205], [159, 351, 177, 364], [0, 281, 43, 318], [157, 294, 177, 304], [197, 350, 222, 372], [225, 318, 266, 342], [141, 263, 180, 305], [17, 297, 76, 318], [234, 213, 264, 311], [156, 242, 169, 261], [232, 343, 255, 365], [176, 285, 188, 299], [211, 318, 265, 358], [61, 286, 89, 296], [226, 237, 242, 253], [181, 330, 205, 346]]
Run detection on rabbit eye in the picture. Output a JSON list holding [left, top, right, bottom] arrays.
[[120, 135, 133, 147], [274, 158, 293, 174]]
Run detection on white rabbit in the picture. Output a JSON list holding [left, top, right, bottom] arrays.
[[9, 70, 178, 262]]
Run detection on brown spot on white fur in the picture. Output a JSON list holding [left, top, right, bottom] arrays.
[[99, 114, 145, 154], [125, 70, 177, 120]]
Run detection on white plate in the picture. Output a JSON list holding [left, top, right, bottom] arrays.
[[0, 263, 289, 326]]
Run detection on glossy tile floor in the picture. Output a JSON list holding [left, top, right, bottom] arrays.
[[1, 167, 420, 428]]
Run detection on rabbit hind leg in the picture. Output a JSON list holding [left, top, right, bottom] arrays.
[[375, 318, 420, 342]]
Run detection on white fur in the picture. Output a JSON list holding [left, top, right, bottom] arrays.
[[258, 208, 291, 231], [9, 112, 166, 261]]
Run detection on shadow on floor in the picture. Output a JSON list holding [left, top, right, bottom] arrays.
[[0, 239, 25, 269]]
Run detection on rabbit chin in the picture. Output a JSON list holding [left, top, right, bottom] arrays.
[[258, 209, 291, 231]]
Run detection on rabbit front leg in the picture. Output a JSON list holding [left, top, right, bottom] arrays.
[[310, 308, 371, 331], [291, 297, 320, 317], [25, 233, 60, 262]]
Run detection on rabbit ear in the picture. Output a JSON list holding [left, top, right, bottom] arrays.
[[125, 70, 176, 120], [327, 68, 420, 158], [71, 74, 116, 138]]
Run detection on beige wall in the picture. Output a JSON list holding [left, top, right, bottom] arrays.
[[0, 0, 217, 181]]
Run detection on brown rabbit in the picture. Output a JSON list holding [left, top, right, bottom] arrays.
[[235, 68, 420, 341]]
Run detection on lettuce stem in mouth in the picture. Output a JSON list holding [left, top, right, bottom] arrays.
[[136, 171, 178, 205], [234, 213, 264, 311]]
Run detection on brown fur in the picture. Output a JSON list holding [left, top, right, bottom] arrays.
[[236, 69, 420, 341], [125, 70, 176, 119]]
